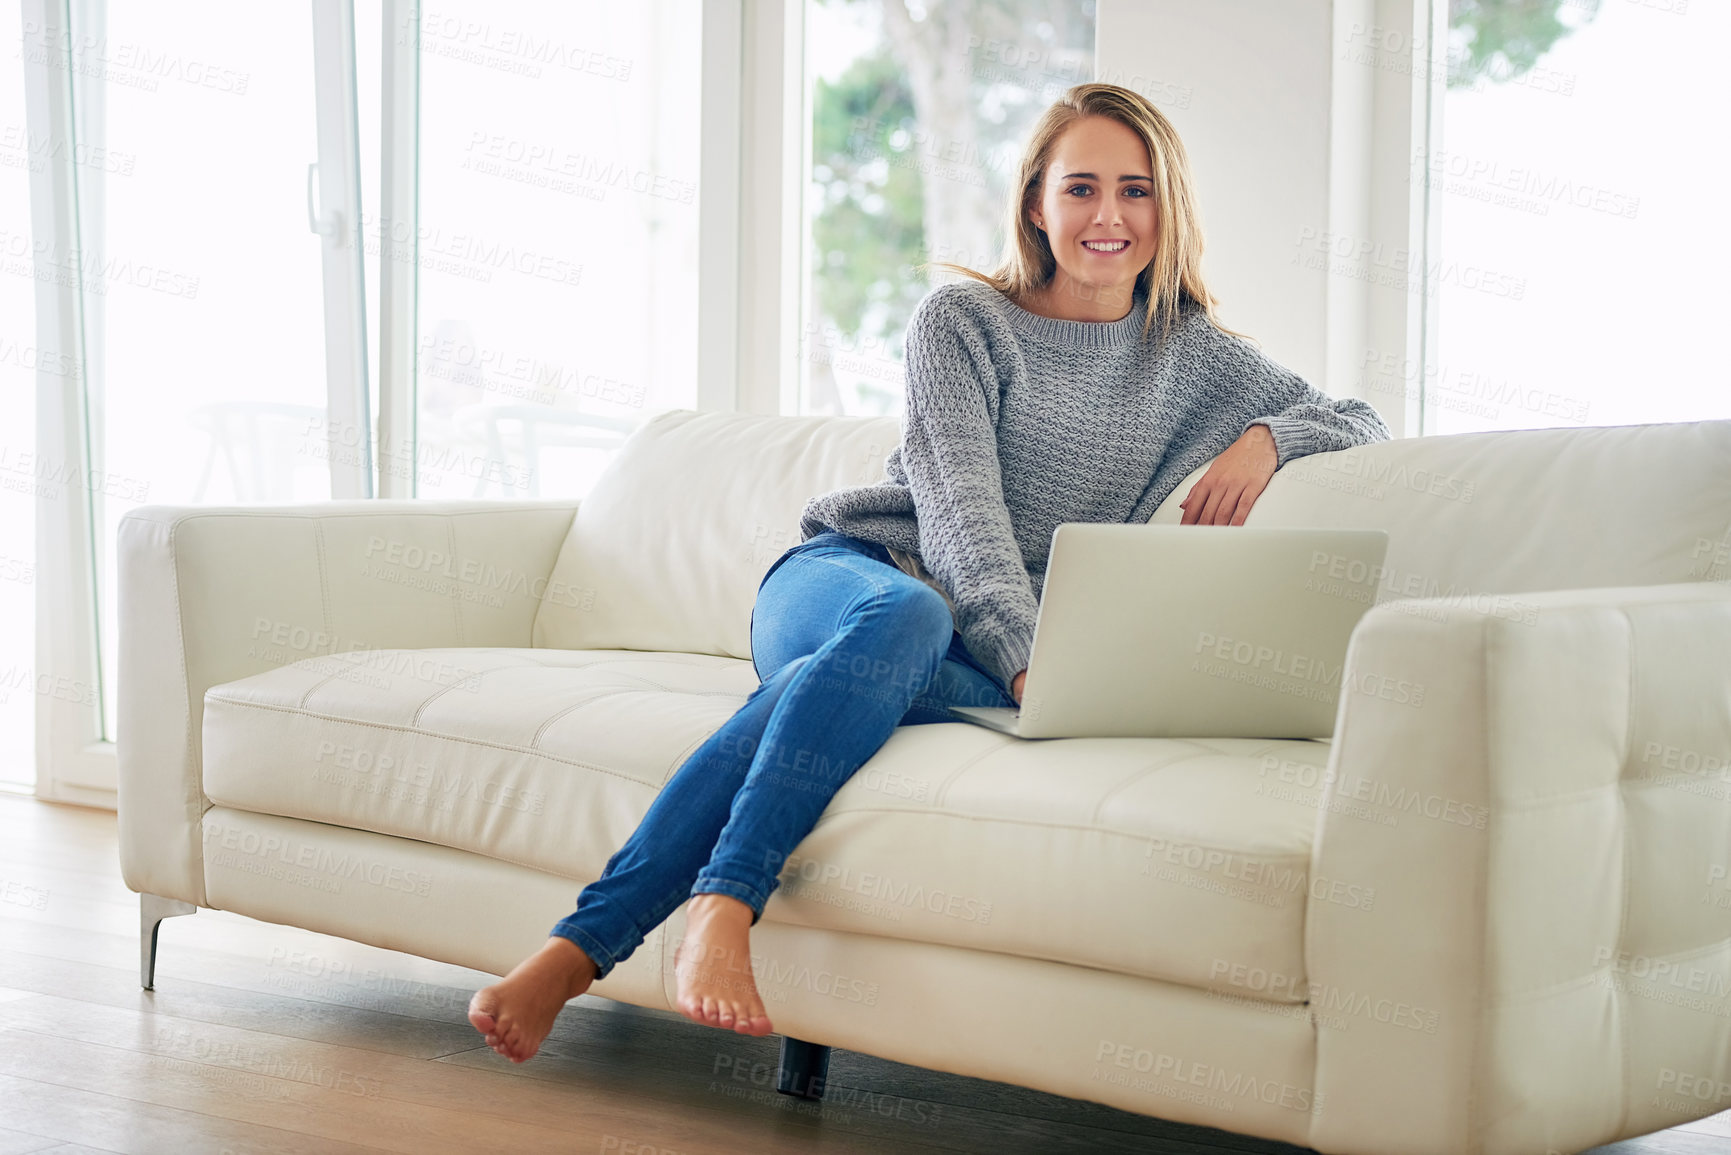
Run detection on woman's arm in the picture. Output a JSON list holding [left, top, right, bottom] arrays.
[[897, 290, 1040, 693], [1181, 325, 1393, 525]]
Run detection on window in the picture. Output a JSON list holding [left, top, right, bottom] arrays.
[[800, 0, 1096, 416], [1417, 0, 1728, 433], [63, 2, 336, 745], [408, 1, 702, 498], [0, 0, 38, 787]]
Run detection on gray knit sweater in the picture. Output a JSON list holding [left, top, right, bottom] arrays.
[[798, 278, 1393, 691]]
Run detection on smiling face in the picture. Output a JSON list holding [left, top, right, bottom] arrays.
[[1027, 115, 1158, 320]]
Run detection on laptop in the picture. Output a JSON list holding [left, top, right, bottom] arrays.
[[946, 524, 1390, 740]]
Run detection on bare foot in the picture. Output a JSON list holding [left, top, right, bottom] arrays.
[[673, 894, 773, 1036], [467, 936, 598, 1063]]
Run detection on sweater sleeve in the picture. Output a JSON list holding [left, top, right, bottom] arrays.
[[1215, 331, 1393, 469], [898, 293, 1039, 691]]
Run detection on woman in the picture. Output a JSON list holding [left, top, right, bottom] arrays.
[[467, 81, 1390, 1063]]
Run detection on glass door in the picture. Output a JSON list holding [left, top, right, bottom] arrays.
[[25, 0, 369, 798], [406, 0, 703, 501]]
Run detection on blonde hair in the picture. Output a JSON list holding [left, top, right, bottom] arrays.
[[931, 82, 1244, 347]]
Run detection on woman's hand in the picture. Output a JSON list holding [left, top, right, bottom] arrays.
[[1179, 424, 1279, 526], [1010, 669, 1027, 705]]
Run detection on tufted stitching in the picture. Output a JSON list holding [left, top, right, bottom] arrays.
[[931, 738, 1019, 809], [1088, 743, 1219, 827], [1491, 935, 1731, 1008], [296, 666, 359, 710], [1466, 612, 1493, 1155], [205, 802, 594, 884], [409, 661, 538, 727], [314, 521, 332, 640], [527, 686, 693, 749], [167, 518, 214, 905], [272, 649, 750, 720], [1611, 604, 1636, 1140], [810, 802, 1315, 861], [447, 520, 464, 645], [1497, 781, 1621, 810], [204, 694, 661, 788]]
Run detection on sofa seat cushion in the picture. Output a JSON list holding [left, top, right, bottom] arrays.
[[202, 648, 1335, 998]]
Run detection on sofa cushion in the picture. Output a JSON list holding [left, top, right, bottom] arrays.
[[1153, 419, 1731, 602], [531, 409, 901, 661], [202, 648, 1337, 999]]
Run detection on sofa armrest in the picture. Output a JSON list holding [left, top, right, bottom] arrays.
[[117, 500, 579, 908], [1303, 581, 1731, 1155]]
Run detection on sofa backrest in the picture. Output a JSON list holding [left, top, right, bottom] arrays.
[[534, 408, 1731, 659], [1151, 419, 1731, 613], [533, 408, 900, 660]]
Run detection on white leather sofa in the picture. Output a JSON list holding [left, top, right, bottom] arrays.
[[119, 408, 1731, 1155]]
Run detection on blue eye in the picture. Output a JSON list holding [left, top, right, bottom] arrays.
[[1126, 186, 1149, 197]]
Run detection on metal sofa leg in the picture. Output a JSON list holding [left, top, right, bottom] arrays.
[[776, 1035, 831, 1100], [140, 893, 197, 990]]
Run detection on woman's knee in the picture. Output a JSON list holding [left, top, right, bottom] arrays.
[[865, 579, 954, 659]]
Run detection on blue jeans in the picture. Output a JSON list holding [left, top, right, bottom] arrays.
[[548, 530, 1015, 979]]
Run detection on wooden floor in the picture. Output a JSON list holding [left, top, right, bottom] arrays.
[[1, 794, 1728, 1155]]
